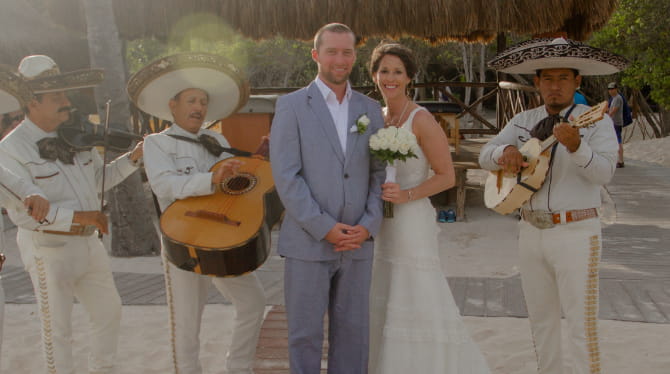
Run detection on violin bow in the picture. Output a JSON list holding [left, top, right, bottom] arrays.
[[98, 99, 112, 239], [0, 180, 24, 208]]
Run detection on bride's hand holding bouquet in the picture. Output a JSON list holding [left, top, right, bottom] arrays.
[[369, 126, 419, 218]]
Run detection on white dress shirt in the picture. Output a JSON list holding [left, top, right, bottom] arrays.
[[479, 104, 619, 212], [0, 118, 140, 231], [0, 165, 43, 211], [143, 124, 233, 212], [314, 77, 353, 153]]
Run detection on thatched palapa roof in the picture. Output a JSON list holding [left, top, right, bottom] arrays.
[[46, 0, 617, 43], [0, 0, 89, 70]]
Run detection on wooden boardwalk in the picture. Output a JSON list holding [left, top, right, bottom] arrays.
[[4, 161, 670, 324]]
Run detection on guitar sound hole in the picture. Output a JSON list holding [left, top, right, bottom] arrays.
[[221, 173, 257, 195], [228, 176, 251, 191]]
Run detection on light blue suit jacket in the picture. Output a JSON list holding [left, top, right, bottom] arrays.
[[270, 81, 385, 261]]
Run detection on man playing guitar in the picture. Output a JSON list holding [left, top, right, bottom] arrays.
[[480, 38, 627, 374], [131, 53, 265, 374]]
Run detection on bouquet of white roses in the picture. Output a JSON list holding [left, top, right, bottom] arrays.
[[369, 127, 420, 218]]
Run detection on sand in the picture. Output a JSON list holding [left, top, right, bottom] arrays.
[[2, 128, 669, 373]]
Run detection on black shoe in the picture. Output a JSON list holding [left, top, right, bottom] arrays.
[[616, 162, 625, 168]]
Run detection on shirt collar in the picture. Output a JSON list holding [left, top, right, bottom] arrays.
[[314, 76, 352, 103], [21, 117, 58, 142], [168, 122, 203, 139], [542, 104, 576, 120]]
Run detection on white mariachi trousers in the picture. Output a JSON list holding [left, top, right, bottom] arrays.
[[518, 218, 602, 374], [17, 229, 121, 374], [162, 254, 266, 374]]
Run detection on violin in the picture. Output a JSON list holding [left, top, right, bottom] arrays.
[[58, 110, 143, 152]]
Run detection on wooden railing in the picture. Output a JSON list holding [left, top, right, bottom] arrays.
[[130, 80, 539, 136]]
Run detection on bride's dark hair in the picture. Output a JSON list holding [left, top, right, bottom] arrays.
[[369, 41, 418, 80]]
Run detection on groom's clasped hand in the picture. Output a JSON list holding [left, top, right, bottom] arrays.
[[325, 222, 370, 252]]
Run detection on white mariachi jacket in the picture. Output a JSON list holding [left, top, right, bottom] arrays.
[[143, 124, 233, 213], [0, 164, 44, 211], [0, 118, 140, 232], [478, 104, 619, 212]]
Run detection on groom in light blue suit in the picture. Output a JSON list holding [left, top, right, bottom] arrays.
[[269, 23, 385, 374]]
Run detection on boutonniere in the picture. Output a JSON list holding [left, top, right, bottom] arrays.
[[350, 114, 370, 134]]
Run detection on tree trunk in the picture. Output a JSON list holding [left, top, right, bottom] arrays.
[[476, 44, 486, 114], [461, 44, 474, 127], [82, 0, 159, 256]]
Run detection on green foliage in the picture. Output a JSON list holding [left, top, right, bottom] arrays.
[[590, 0, 670, 109], [125, 26, 495, 91]]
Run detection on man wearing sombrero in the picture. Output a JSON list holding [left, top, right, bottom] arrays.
[[480, 37, 627, 374], [129, 53, 265, 374], [0, 64, 53, 365], [0, 55, 143, 374]]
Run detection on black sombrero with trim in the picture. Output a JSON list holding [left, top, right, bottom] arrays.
[[488, 37, 629, 76], [127, 53, 249, 122]]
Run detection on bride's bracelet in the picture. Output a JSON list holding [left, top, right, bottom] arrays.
[[407, 189, 414, 201]]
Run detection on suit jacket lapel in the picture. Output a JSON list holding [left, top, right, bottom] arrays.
[[307, 82, 345, 164], [345, 96, 363, 163]]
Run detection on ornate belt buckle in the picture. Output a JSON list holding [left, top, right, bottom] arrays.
[[524, 210, 555, 230]]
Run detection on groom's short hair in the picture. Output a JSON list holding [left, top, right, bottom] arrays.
[[314, 23, 356, 51]]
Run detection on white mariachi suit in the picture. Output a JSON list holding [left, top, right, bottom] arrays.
[[0, 118, 140, 374], [143, 124, 265, 374], [479, 104, 618, 374], [1, 165, 47, 367]]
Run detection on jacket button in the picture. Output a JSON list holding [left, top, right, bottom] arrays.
[[344, 173, 349, 178]]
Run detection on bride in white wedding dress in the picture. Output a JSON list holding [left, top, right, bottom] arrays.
[[367, 42, 492, 374]]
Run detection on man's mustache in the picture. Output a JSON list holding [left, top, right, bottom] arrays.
[[58, 106, 73, 113]]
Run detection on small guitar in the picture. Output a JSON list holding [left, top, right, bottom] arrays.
[[484, 101, 608, 215], [160, 151, 283, 277]]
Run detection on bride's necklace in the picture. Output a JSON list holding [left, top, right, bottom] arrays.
[[385, 99, 410, 128]]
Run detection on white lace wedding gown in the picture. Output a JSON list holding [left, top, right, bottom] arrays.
[[369, 107, 491, 374]]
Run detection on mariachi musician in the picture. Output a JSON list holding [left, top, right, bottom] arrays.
[[0, 64, 52, 367], [128, 53, 265, 374], [0, 55, 143, 374], [480, 38, 626, 374]]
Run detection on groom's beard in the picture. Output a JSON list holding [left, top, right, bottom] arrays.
[[321, 70, 351, 86]]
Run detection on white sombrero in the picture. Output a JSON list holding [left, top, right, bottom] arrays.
[[18, 55, 104, 94], [488, 38, 629, 76], [0, 64, 32, 114], [127, 53, 249, 122]]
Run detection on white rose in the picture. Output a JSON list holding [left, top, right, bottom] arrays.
[[357, 114, 370, 126]]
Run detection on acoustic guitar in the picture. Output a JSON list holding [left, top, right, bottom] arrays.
[[160, 156, 283, 277], [484, 101, 608, 215]]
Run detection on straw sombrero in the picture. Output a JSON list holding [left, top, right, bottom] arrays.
[[0, 64, 32, 114], [18, 55, 104, 94], [127, 53, 249, 122], [488, 37, 629, 76]]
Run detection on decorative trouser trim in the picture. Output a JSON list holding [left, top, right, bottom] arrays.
[[586, 236, 601, 374], [35, 256, 57, 374], [163, 252, 180, 374]]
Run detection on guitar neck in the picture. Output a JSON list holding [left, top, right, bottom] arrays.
[[540, 135, 559, 153]]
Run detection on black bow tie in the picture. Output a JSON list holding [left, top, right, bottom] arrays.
[[198, 134, 225, 157], [167, 133, 252, 158], [529, 114, 562, 141], [37, 137, 76, 164]]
